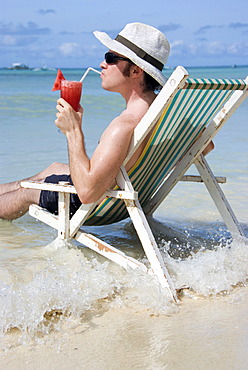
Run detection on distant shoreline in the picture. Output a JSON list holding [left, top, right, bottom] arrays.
[[1, 64, 248, 71]]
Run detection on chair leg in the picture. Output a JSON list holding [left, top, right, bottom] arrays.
[[124, 198, 179, 302], [115, 166, 178, 302], [195, 154, 245, 238], [58, 191, 70, 240]]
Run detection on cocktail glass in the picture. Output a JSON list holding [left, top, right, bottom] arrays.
[[60, 80, 82, 112]]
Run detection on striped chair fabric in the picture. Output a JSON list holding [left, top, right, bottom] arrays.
[[84, 78, 247, 226]]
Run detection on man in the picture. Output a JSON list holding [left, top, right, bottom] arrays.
[[0, 22, 171, 220], [0, 22, 213, 220]]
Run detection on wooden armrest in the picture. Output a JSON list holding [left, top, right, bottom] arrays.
[[21, 181, 138, 200], [105, 189, 138, 200], [21, 180, 77, 193]]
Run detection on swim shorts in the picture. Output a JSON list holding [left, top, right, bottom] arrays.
[[39, 174, 82, 217]]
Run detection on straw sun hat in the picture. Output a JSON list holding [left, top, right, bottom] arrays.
[[93, 22, 170, 86]]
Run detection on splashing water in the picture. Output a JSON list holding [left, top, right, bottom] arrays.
[[163, 235, 248, 296], [0, 238, 176, 346], [0, 230, 248, 347]]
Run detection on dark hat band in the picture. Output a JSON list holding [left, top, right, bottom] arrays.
[[115, 34, 164, 71]]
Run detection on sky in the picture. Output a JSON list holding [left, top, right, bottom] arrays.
[[1, 0, 248, 69]]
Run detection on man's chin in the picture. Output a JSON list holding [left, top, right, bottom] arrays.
[[101, 83, 113, 92]]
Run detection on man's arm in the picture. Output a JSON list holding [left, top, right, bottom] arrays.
[[55, 98, 135, 204]]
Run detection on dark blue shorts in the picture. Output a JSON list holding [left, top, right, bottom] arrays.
[[39, 174, 82, 217]]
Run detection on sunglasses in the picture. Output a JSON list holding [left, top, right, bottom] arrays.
[[104, 52, 130, 65]]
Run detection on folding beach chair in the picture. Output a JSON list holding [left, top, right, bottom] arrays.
[[21, 66, 248, 302]]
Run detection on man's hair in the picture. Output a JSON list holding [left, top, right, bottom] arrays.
[[123, 61, 162, 93], [143, 71, 162, 93]]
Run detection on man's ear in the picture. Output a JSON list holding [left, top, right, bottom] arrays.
[[131, 65, 143, 78]]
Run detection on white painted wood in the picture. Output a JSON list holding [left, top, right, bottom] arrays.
[[21, 180, 77, 193], [124, 198, 178, 302], [116, 166, 136, 192], [29, 204, 59, 229], [21, 180, 138, 237], [69, 188, 138, 238], [58, 191, 70, 239], [69, 202, 100, 238], [105, 189, 138, 200], [116, 167, 178, 302], [75, 230, 148, 272], [21, 181, 138, 200], [195, 155, 245, 237], [180, 175, 226, 183]]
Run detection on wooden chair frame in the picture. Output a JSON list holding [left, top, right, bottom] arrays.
[[21, 66, 248, 302]]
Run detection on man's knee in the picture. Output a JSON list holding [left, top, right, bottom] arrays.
[[48, 162, 69, 174]]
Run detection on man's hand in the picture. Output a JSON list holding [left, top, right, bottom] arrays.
[[55, 98, 83, 135]]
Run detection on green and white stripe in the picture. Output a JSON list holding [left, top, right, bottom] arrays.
[[185, 78, 247, 90], [85, 78, 247, 226]]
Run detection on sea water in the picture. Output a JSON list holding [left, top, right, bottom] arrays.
[[0, 66, 248, 346]]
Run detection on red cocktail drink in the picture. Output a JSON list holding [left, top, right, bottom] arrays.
[[60, 80, 82, 112]]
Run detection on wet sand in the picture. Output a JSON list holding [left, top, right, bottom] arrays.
[[1, 285, 248, 370]]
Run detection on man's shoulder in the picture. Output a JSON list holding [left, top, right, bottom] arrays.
[[118, 104, 147, 125], [100, 112, 138, 145], [119, 111, 140, 124], [101, 100, 149, 142]]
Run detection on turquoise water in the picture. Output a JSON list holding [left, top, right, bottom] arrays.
[[0, 66, 248, 344]]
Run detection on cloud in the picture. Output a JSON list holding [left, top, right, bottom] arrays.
[[195, 24, 224, 35], [195, 22, 248, 36], [205, 41, 226, 55], [59, 42, 81, 56], [37, 9, 55, 15], [170, 38, 248, 59], [205, 41, 248, 56], [170, 39, 184, 48], [0, 22, 51, 35], [2, 35, 16, 45], [159, 23, 182, 33], [229, 22, 248, 29], [169, 39, 189, 57], [0, 34, 39, 47], [227, 42, 248, 56], [196, 37, 208, 42], [59, 31, 75, 35]]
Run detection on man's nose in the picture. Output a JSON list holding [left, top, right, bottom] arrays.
[[100, 60, 107, 68]]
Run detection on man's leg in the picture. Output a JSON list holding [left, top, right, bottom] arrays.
[[0, 187, 40, 220], [0, 162, 70, 220], [0, 162, 69, 196]]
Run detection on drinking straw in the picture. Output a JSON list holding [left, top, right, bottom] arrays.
[[80, 67, 101, 82]]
